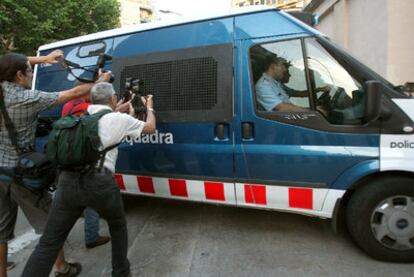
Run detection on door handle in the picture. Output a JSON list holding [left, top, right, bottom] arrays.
[[215, 123, 228, 140], [242, 122, 254, 140]]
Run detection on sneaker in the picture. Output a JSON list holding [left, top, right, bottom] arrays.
[[7, 261, 16, 271], [55, 262, 82, 277], [85, 236, 111, 249]]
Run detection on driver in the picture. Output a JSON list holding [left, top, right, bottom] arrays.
[[256, 56, 327, 115]]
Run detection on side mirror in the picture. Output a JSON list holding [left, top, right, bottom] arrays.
[[364, 80, 382, 123]]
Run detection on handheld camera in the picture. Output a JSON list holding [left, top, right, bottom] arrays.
[[123, 77, 147, 117]]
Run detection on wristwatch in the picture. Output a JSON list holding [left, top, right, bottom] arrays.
[[147, 107, 155, 113]]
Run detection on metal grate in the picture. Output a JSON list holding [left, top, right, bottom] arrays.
[[120, 57, 218, 111]]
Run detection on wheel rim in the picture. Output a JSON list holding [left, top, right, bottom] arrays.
[[370, 195, 414, 250]]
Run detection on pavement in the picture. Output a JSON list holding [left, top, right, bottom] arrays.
[[7, 194, 414, 277]]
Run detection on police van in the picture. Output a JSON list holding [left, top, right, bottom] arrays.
[[34, 7, 414, 262]]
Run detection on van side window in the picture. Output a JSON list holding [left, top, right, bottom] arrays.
[[250, 38, 367, 125], [305, 38, 366, 125], [250, 39, 310, 113]]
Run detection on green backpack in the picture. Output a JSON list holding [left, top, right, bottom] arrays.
[[46, 110, 114, 168]]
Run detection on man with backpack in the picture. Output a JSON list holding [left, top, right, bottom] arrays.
[[62, 83, 109, 250], [23, 82, 156, 277], [0, 51, 112, 277], [61, 82, 131, 250]]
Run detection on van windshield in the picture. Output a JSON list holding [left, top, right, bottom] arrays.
[[317, 36, 405, 96]]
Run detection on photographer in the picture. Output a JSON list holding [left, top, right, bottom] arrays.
[[61, 81, 132, 250], [0, 50, 112, 277], [23, 82, 156, 277]]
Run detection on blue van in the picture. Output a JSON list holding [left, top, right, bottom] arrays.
[[35, 7, 414, 262]]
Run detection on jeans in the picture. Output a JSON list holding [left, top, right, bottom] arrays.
[[84, 207, 100, 244], [22, 170, 130, 277]]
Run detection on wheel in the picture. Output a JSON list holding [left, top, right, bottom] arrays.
[[346, 176, 414, 262]]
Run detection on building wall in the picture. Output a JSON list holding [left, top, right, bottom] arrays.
[[387, 0, 414, 83], [347, 0, 388, 78], [119, 0, 154, 26], [305, 0, 414, 85], [233, 0, 311, 10]]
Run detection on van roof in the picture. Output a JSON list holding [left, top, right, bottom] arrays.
[[38, 6, 275, 51]]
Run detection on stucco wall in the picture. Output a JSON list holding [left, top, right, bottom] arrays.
[[347, 0, 388, 78], [387, 0, 414, 84], [308, 0, 413, 85]]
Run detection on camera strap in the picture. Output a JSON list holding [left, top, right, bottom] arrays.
[[0, 88, 23, 154], [59, 59, 95, 84]]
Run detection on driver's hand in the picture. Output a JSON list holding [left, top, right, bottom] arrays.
[[96, 71, 112, 83], [316, 105, 328, 117], [316, 85, 331, 93]]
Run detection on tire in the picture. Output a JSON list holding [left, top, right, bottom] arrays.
[[346, 176, 414, 262]]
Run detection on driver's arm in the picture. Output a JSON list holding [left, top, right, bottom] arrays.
[[287, 89, 308, 97], [274, 103, 328, 117], [273, 103, 307, 112]]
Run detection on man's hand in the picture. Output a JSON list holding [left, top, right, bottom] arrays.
[[315, 85, 327, 93], [28, 49, 64, 66], [96, 71, 112, 83], [316, 105, 328, 117], [44, 50, 64, 64], [143, 94, 153, 109], [115, 97, 133, 113], [128, 102, 135, 117]]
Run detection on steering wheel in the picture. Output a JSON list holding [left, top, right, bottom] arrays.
[[316, 85, 337, 108]]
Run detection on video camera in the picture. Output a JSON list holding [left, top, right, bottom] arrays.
[[123, 77, 148, 117]]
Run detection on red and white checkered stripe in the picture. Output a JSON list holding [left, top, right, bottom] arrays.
[[115, 174, 345, 218]]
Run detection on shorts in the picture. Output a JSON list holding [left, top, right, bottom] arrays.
[[0, 177, 52, 243]]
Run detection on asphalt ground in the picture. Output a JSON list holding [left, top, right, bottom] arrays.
[[7, 194, 414, 277]]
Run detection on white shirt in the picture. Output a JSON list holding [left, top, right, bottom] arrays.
[[87, 105, 145, 173], [255, 73, 291, 111]]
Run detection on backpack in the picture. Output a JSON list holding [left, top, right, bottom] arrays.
[[46, 110, 115, 168]]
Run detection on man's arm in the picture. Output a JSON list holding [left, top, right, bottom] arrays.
[[130, 95, 156, 134], [28, 50, 63, 65], [56, 72, 112, 104], [275, 102, 328, 116], [274, 103, 307, 112], [143, 109, 156, 134], [57, 83, 93, 104], [285, 88, 308, 98]]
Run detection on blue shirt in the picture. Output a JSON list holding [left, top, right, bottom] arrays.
[[255, 73, 291, 111]]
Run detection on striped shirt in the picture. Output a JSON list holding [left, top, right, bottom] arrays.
[[0, 81, 58, 167]]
